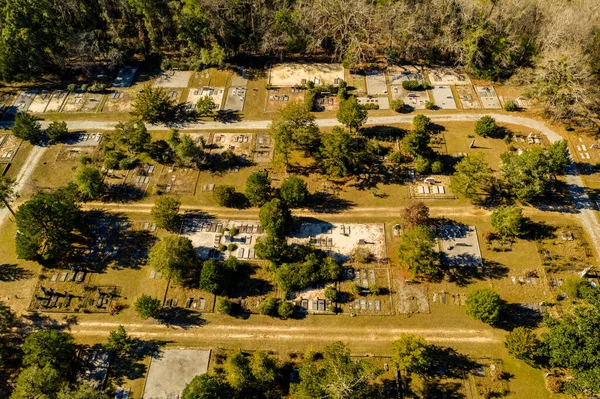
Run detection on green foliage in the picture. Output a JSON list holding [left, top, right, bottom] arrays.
[[111, 119, 152, 154], [213, 185, 237, 207], [280, 176, 308, 208], [254, 235, 289, 263], [134, 295, 162, 319], [225, 352, 252, 391], [425, 100, 435, 110], [0, 176, 17, 217], [318, 127, 356, 178], [390, 99, 405, 113], [245, 172, 272, 207], [271, 102, 320, 168], [147, 235, 197, 284], [278, 301, 294, 319], [504, 100, 518, 112], [74, 166, 103, 200], [324, 286, 337, 302], [198, 43, 226, 67], [474, 116, 499, 138], [57, 385, 111, 399], [259, 199, 293, 239], [196, 96, 217, 118], [166, 129, 204, 168], [151, 196, 181, 232], [465, 289, 503, 325], [199, 258, 239, 295], [46, 121, 68, 142], [12, 113, 42, 143], [258, 297, 279, 316], [23, 330, 75, 373], [392, 334, 430, 375], [397, 225, 439, 276], [505, 327, 538, 362], [562, 278, 588, 300], [402, 129, 432, 158], [431, 160, 443, 174], [15, 191, 81, 261], [337, 96, 368, 132], [133, 85, 175, 124], [402, 80, 425, 91], [275, 253, 341, 292], [452, 153, 493, 201], [490, 206, 524, 238], [10, 365, 64, 399], [105, 325, 133, 359], [412, 115, 432, 133], [401, 201, 430, 230], [414, 156, 431, 174], [182, 374, 233, 399], [216, 298, 234, 315]]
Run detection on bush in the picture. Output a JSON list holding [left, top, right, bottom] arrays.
[[278, 301, 294, 319], [227, 243, 237, 252], [465, 288, 503, 325], [351, 247, 373, 263], [213, 185, 237, 207], [80, 155, 93, 165], [218, 244, 227, 252], [216, 298, 234, 315], [304, 90, 317, 110], [118, 156, 138, 170], [350, 282, 360, 297], [425, 100, 435, 110], [414, 156, 431, 174], [362, 103, 379, 110], [230, 227, 239, 236], [324, 286, 337, 302], [402, 80, 424, 91], [88, 82, 106, 93], [134, 295, 161, 319], [391, 99, 405, 113], [81, 84, 89, 92], [67, 83, 76, 92], [475, 116, 499, 138], [503, 100, 518, 112], [369, 284, 381, 295], [259, 297, 278, 316], [431, 160, 443, 174]]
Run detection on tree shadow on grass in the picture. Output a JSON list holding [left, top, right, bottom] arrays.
[[496, 303, 543, 331], [444, 260, 509, 287], [0, 264, 33, 281], [304, 192, 355, 213], [109, 338, 170, 385], [158, 307, 208, 329]]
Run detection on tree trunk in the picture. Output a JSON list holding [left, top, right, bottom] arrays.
[[2, 199, 15, 218]]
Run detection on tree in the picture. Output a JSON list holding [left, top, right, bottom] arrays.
[[292, 341, 381, 398], [132, 85, 175, 124], [46, 121, 68, 142], [250, 351, 278, 387], [225, 352, 252, 391], [0, 176, 17, 217], [134, 295, 162, 319], [196, 96, 217, 118], [166, 130, 204, 167], [259, 199, 293, 239], [337, 96, 367, 133], [452, 153, 493, 201], [200, 258, 238, 295], [10, 365, 63, 399], [74, 166, 103, 200], [505, 327, 538, 362], [254, 235, 289, 263], [112, 119, 152, 154], [392, 334, 430, 392], [412, 115, 432, 133], [271, 102, 320, 168], [245, 172, 272, 207], [147, 235, 197, 283], [258, 297, 278, 316], [278, 301, 294, 319], [318, 127, 356, 178], [490, 206, 524, 238], [279, 176, 308, 208], [105, 325, 133, 358], [216, 298, 234, 315], [391, 99, 405, 113], [151, 196, 181, 232], [474, 116, 499, 138], [22, 330, 75, 373], [213, 185, 238, 208], [562, 278, 588, 300], [402, 129, 432, 158], [57, 386, 111, 399], [465, 289, 503, 325], [397, 226, 439, 276], [12, 113, 42, 143], [15, 192, 81, 261], [400, 202, 430, 230], [325, 286, 337, 302], [182, 374, 233, 399]]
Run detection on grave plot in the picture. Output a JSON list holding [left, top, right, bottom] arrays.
[[112, 66, 139, 89], [144, 349, 210, 399], [510, 132, 549, 152], [569, 134, 600, 164], [44, 91, 68, 112], [124, 163, 156, 195], [31, 270, 90, 313], [494, 268, 547, 307], [390, 87, 429, 109], [0, 92, 15, 114], [63, 132, 103, 147], [345, 72, 367, 95], [28, 91, 52, 113], [62, 92, 104, 112], [210, 133, 255, 162], [265, 87, 305, 112], [102, 90, 135, 113], [365, 71, 388, 95], [7, 90, 36, 114], [292, 284, 335, 314], [475, 86, 501, 109], [189, 70, 212, 87], [184, 87, 205, 110], [199, 87, 224, 110], [438, 225, 483, 267], [269, 63, 344, 87], [470, 359, 510, 399], [164, 88, 184, 103], [186, 132, 211, 148], [409, 176, 454, 199], [288, 222, 387, 262], [155, 165, 199, 195], [431, 290, 467, 308], [76, 349, 111, 389], [427, 67, 471, 85], [254, 134, 274, 163], [181, 218, 265, 260], [397, 281, 430, 314], [313, 93, 340, 112], [455, 85, 480, 109], [224, 86, 247, 112], [103, 168, 129, 194], [162, 284, 216, 314], [232, 264, 275, 313], [55, 145, 96, 162], [356, 96, 390, 110], [80, 93, 105, 112], [152, 70, 193, 88], [0, 134, 21, 162], [388, 65, 424, 86], [338, 267, 393, 315], [538, 226, 594, 273], [430, 85, 457, 109], [230, 67, 249, 86]]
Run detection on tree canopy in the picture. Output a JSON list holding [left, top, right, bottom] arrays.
[[259, 199, 293, 239], [490, 206, 525, 238], [271, 102, 320, 168], [151, 196, 181, 232], [147, 235, 198, 283], [74, 166, 103, 200], [400, 202, 430, 230], [11, 113, 42, 144], [452, 153, 493, 201], [22, 330, 75, 373], [279, 176, 308, 208], [134, 295, 162, 320], [397, 225, 439, 276], [245, 172, 272, 207], [132, 85, 175, 124], [465, 289, 503, 325], [337, 96, 368, 133]]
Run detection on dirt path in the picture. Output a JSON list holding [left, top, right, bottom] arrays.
[[0, 144, 47, 226]]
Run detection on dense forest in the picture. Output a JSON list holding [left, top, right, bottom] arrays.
[[0, 0, 599, 125]]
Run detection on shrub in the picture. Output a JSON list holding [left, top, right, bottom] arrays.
[[425, 100, 435, 110], [259, 297, 278, 316], [67, 83, 76, 92], [351, 247, 373, 263], [504, 100, 518, 112], [369, 284, 381, 295], [391, 99, 405, 113], [278, 301, 294, 319], [81, 84, 89, 92], [324, 286, 337, 302], [431, 160, 443, 174], [216, 298, 234, 315], [230, 227, 239, 236], [474, 116, 499, 138], [402, 80, 424, 91], [118, 156, 138, 170], [362, 103, 379, 110], [134, 295, 161, 319], [350, 282, 360, 296], [465, 288, 503, 325], [227, 243, 237, 252], [218, 244, 227, 252], [414, 156, 431, 174]]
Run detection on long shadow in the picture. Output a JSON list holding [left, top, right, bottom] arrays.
[[101, 183, 146, 203], [158, 308, 207, 329], [231, 263, 273, 300], [0, 264, 33, 281], [108, 338, 169, 385], [425, 346, 479, 379], [444, 259, 509, 287], [523, 219, 556, 240], [305, 192, 355, 213], [20, 311, 79, 333], [420, 379, 466, 399], [496, 303, 543, 330], [214, 110, 242, 123]]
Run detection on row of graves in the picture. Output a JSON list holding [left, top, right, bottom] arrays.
[[0, 133, 22, 170]]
